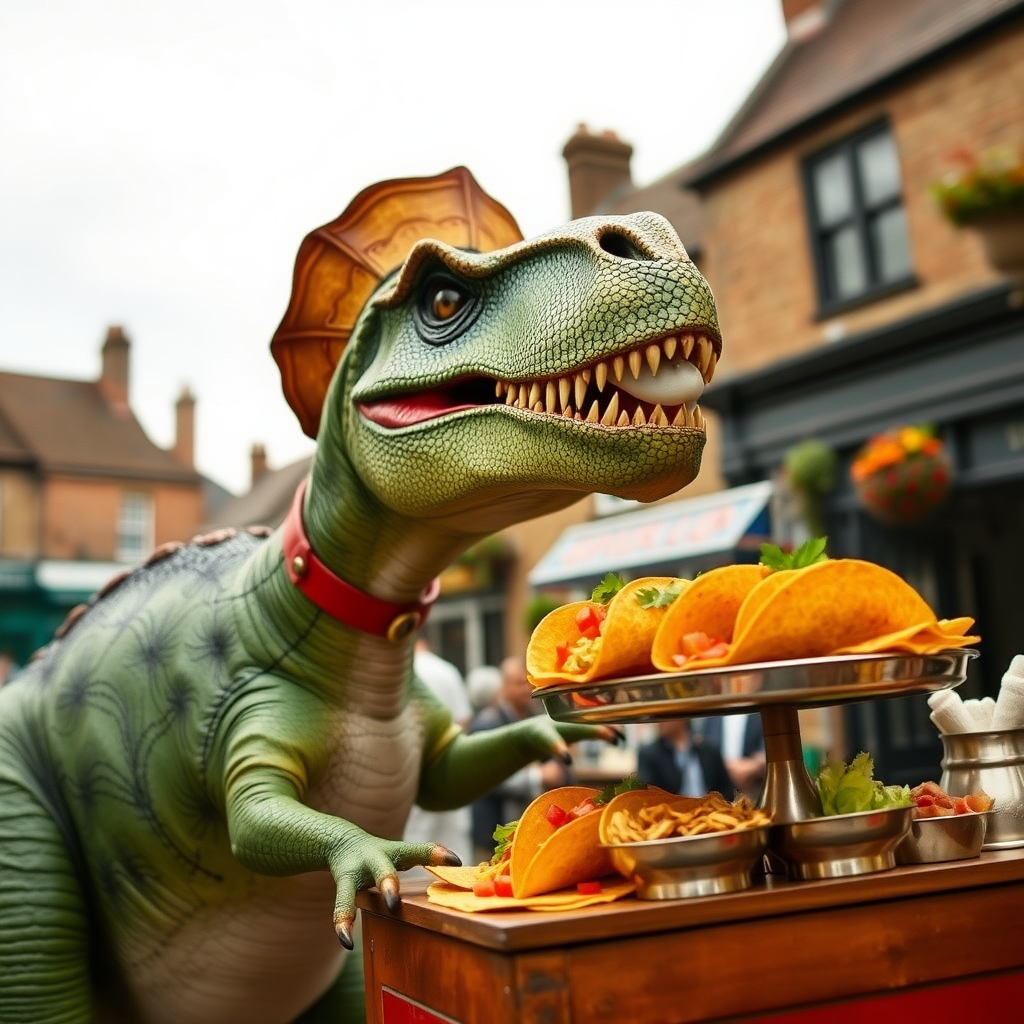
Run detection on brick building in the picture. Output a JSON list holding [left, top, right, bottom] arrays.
[[0, 325, 214, 663], [532, 0, 1024, 781]]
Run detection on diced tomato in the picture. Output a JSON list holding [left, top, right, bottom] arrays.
[[555, 642, 571, 670], [473, 880, 496, 898], [681, 631, 715, 657], [576, 880, 602, 895], [574, 604, 606, 640], [679, 632, 729, 661], [545, 804, 570, 829], [569, 798, 597, 819], [914, 794, 934, 807], [952, 796, 969, 815], [494, 874, 514, 898]]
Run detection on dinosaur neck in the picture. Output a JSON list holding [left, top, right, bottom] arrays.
[[298, 440, 485, 605], [281, 479, 441, 640]]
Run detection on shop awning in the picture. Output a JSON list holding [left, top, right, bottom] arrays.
[[528, 480, 774, 589]]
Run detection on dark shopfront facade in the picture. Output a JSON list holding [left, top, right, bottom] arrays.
[[701, 283, 1024, 786]]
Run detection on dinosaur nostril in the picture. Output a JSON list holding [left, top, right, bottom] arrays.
[[598, 230, 653, 261]]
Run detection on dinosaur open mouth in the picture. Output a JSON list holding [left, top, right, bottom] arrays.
[[358, 330, 718, 430]]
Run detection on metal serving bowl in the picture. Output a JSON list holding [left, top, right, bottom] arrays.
[[770, 805, 914, 880], [895, 811, 990, 865], [601, 825, 771, 900]]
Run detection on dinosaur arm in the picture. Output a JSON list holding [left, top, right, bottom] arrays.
[[220, 687, 457, 948], [415, 717, 620, 810]]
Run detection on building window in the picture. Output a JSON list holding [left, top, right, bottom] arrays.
[[117, 492, 153, 564], [804, 123, 913, 311]]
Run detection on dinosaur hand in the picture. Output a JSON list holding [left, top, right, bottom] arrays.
[[330, 836, 460, 949], [531, 719, 625, 765]]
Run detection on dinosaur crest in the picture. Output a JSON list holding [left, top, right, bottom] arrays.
[[271, 166, 524, 439]]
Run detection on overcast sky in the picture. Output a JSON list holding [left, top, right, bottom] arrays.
[[0, 1, 787, 495]]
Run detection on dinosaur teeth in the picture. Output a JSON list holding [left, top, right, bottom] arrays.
[[493, 329, 716, 426]]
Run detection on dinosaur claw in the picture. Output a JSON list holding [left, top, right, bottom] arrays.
[[335, 917, 355, 950], [429, 844, 462, 868], [380, 875, 401, 913]]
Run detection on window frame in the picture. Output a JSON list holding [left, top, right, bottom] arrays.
[[116, 491, 154, 564], [802, 120, 916, 317]]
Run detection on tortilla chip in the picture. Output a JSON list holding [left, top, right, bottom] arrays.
[[527, 577, 689, 686], [425, 877, 635, 913], [651, 564, 769, 672]]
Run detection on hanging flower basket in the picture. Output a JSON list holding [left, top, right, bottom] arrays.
[[850, 426, 952, 526], [931, 143, 1024, 299]]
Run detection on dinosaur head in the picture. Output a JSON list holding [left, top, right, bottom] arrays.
[[271, 168, 721, 530]]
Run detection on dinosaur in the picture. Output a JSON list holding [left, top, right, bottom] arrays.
[[0, 166, 721, 1024]]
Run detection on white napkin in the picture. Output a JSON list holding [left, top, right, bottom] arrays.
[[992, 654, 1024, 731], [927, 688, 977, 735], [961, 696, 995, 730]]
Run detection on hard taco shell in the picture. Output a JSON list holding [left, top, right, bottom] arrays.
[[528, 577, 688, 686], [510, 786, 614, 898], [668, 559, 947, 671], [651, 564, 769, 672]]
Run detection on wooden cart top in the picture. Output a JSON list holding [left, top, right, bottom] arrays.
[[359, 848, 1024, 954]]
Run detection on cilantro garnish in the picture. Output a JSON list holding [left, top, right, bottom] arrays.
[[635, 581, 686, 609], [594, 773, 647, 806], [591, 572, 626, 605], [759, 537, 829, 572]]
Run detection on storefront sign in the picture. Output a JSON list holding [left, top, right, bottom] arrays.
[[528, 480, 773, 588]]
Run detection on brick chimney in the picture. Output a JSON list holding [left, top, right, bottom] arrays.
[[781, 0, 831, 41], [98, 324, 130, 415], [562, 124, 634, 219], [173, 386, 195, 468], [250, 443, 268, 487]]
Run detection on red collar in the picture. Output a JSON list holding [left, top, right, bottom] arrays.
[[281, 479, 440, 641]]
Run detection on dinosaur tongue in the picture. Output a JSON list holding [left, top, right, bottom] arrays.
[[358, 393, 473, 428]]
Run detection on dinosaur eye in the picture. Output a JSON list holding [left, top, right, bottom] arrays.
[[430, 286, 465, 321], [414, 274, 480, 345]]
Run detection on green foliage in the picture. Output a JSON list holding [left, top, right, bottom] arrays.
[[931, 144, 1024, 228], [524, 593, 561, 633]]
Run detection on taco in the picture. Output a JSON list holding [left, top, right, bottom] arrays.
[[650, 563, 769, 671], [653, 558, 979, 672], [426, 778, 665, 901], [527, 576, 689, 687]]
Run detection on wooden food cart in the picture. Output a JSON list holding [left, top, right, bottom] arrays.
[[359, 849, 1024, 1023], [361, 651, 1024, 1022]]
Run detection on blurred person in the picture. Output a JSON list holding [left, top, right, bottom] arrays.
[[402, 637, 473, 869], [0, 650, 19, 686], [693, 713, 766, 801], [469, 654, 571, 862], [636, 718, 733, 798], [466, 663, 501, 713]]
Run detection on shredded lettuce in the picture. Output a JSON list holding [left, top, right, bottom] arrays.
[[817, 751, 911, 815]]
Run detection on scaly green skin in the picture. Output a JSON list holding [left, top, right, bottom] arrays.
[[0, 209, 719, 1024]]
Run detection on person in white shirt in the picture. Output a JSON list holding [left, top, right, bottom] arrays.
[[402, 638, 473, 867]]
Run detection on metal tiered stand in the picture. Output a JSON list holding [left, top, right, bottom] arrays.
[[534, 650, 977, 822]]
